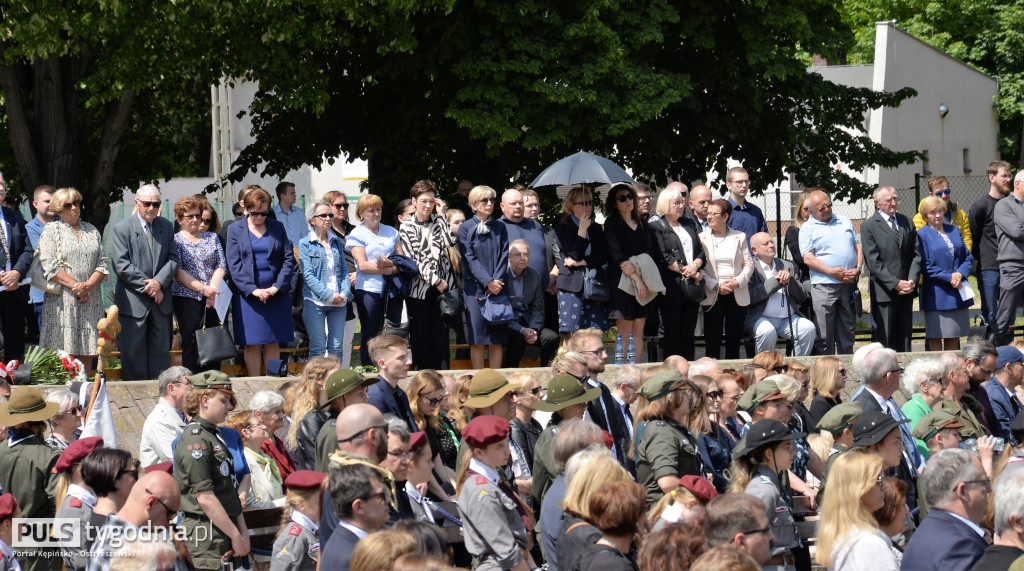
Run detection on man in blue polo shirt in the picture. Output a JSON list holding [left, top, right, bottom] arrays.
[[800, 189, 862, 354], [725, 167, 768, 241], [273, 181, 309, 245], [25, 185, 57, 334]]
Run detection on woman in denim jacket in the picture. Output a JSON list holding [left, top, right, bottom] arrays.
[[299, 201, 351, 357]]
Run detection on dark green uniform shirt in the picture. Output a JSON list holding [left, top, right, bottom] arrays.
[[174, 417, 243, 519], [635, 418, 702, 504], [530, 422, 560, 509], [0, 433, 59, 519], [314, 419, 337, 474]]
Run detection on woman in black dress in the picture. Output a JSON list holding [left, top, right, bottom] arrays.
[[604, 184, 650, 357]]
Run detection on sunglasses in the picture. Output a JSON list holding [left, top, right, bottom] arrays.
[[63, 201, 82, 210], [707, 390, 724, 400], [479, 197, 495, 204], [182, 213, 201, 220], [333, 202, 349, 209], [839, 369, 848, 376], [201, 218, 212, 225], [772, 365, 789, 374], [934, 188, 951, 197], [313, 213, 334, 220], [138, 200, 161, 209], [249, 210, 270, 217], [146, 488, 176, 517], [338, 422, 389, 444], [617, 194, 635, 203]]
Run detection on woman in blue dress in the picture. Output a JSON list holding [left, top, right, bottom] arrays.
[[226, 186, 296, 376], [459, 185, 509, 369]]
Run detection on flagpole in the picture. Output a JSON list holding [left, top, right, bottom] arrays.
[[84, 305, 120, 424]]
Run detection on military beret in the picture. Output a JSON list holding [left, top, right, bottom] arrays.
[[463, 415, 510, 448], [284, 470, 327, 491], [679, 475, 718, 504], [0, 494, 18, 520], [145, 461, 174, 475], [410, 431, 428, 453], [53, 436, 104, 474]]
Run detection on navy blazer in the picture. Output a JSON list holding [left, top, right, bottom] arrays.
[[225, 217, 295, 297], [902, 508, 987, 571], [109, 215, 179, 317], [917, 224, 973, 311], [505, 266, 545, 333], [984, 380, 1022, 442], [318, 523, 360, 571], [459, 216, 509, 298], [0, 206, 33, 287], [554, 216, 607, 293], [646, 216, 706, 305]]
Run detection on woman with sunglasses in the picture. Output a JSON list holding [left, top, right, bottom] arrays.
[[224, 410, 285, 509], [199, 202, 220, 234], [44, 390, 81, 452], [554, 185, 610, 335], [604, 183, 651, 356], [226, 186, 296, 376], [173, 195, 228, 373], [83, 448, 139, 548], [689, 375, 733, 493], [298, 200, 351, 360], [37, 187, 109, 363], [458, 186, 508, 369], [815, 452, 896, 571], [805, 357, 847, 428], [407, 369, 459, 496]]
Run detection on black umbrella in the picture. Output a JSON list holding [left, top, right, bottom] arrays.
[[529, 151, 635, 187]]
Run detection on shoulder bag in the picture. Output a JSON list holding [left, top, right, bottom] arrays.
[[582, 268, 609, 303], [481, 293, 515, 325], [29, 225, 62, 295], [195, 310, 238, 365]]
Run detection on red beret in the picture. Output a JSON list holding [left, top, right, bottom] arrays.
[[285, 470, 327, 491], [145, 461, 174, 475], [410, 432, 428, 453], [463, 415, 510, 448], [601, 430, 615, 450], [680, 475, 718, 504], [0, 494, 17, 520], [53, 437, 104, 474]]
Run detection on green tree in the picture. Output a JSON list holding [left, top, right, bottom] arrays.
[[230, 0, 918, 203]]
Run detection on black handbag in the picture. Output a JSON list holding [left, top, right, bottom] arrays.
[[439, 289, 464, 317], [582, 268, 610, 303], [680, 276, 707, 303], [382, 294, 411, 339], [195, 312, 237, 365]]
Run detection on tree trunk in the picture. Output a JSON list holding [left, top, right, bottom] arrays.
[[0, 45, 42, 194], [88, 90, 136, 232]]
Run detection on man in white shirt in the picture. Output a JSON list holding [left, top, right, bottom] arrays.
[[273, 181, 309, 245], [139, 366, 192, 467], [745, 232, 815, 356]]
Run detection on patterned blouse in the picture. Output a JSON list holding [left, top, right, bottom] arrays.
[[172, 231, 227, 300], [399, 214, 456, 299]]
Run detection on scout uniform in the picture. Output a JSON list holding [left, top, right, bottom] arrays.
[[455, 369, 516, 473], [457, 416, 532, 571], [912, 410, 966, 455], [173, 372, 243, 571], [270, 471, 326, 571], [813, 401, 863, 499], [52, 437, 104, 571], [0, 387, 61, 571], [311, 369, 378, 473], [734, 419, 805, 571], [633, 371, 706, 504], [0, 494, 22, 571], [529, 374, 601, 507]]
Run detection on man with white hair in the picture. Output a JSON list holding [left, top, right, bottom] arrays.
[[139, 366, 192, 467], [903, 449, 989, 571], [689, 357, 722, 379], [993, 169, 1024, 344], [109, 184, 179, 380], [971, 463, 1024, 570]]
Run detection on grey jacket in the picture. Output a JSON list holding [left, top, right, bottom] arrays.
[[994, 194, 1024, 266]]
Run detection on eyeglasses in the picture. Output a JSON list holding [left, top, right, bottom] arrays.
[[182, 213, 201, 220], [249, 210, 270, 217], [725, 393, 742, 402], [637, 195, 652, 201], [962, 478, 991, 491], [706, 211, 725, 217], [616, 194, 635, 203], [740, 526, 770, 536], [313, 213, 334, 220], [147, 488, 176, 517], [876, 474, 885, 487], [63, 406, 82, 416], [729, 179, 750, 185], [117, 466, 139, 480], [925, 376, 945, 386], [525, 386, 544, 396], [887, 367, 905, 376], [138, 200, 161, 209], [200, 218, 212, 225], [361, 490, 389, 503], [579, 348, 607, 356], [934, 188, 952, 197], [977, 365, 996, 376], [63, 201, 81, 210], [333, 202, 349, 209], [423, 395, 443, 406], [387, 450, 413, 462], [479, 197, 495, 204], [338, 422, 389, 444], [839, 369, 848, 376], [707, 390, 724, 400], [573, 200, 594, 206], [244, 423, 265, 431]]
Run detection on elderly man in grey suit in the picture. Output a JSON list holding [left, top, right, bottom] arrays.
[[745, 232, 815, 355], [109, 184, 179, 380], [861, 185, 921, 352], [994, 170, 1024, 345], [503, 239, 559, 368]]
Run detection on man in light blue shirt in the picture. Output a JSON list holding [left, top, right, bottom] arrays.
[[799, 189, 862, 354], [273, 181, 308, 245], [25, 185, 57, 333]]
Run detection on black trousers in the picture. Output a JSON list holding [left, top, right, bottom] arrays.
[[407, 289, 450, 370], [504, 326, 559, 368], [0, 288, 27, 362], [703, 292, 746, 359], [173, 296, 222, 374], [661, 301, 700, 360]]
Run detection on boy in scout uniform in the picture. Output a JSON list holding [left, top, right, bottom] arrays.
[[731, 419, 804, 571], [457, 415, 536, 571], [271, 470, 326, 571], [173, 371, 250, 570], [530, 373, 600, 508], [312, 369, 379, 473], [912, 410, 966, 456], [813, 402, 862, 498], [0, 386, 61, 571]]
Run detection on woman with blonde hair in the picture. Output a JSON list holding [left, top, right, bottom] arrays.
[[448, 373, 473, 431], [44, 389, 81, 451], [407, 369, 459, 489], [554, 185, 610, 336], [557, 449, 633, 571], [689, 375, 732, 492], [459, 185, 509, 368], [806, 356, 847, 427], [350, 528, 419, 571], [287, 355, 341, 469], [508, 372, 544, 510], [815, 451, 896, 570], [917, 195, 973, 350]]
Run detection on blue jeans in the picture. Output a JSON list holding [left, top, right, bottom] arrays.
[[979, 269, 1000, 329], [303, 299, 347, 358]]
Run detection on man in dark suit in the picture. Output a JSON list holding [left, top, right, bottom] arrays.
[[503, 240, 558, 367], [852, 347, 925, 510], [861, 185, 921, 352], [903, 448, 990, 571], [109, 185, 179, 381], [687, 185, 712, 233], [567, 329, 632, 472], [745, 232, 815, 356], [321, 462, 391, 571], [0, 179, 33, 363]]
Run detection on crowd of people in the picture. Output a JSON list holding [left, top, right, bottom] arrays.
[[0, 157, 1019, 375], [1, 332, 1024, 570]]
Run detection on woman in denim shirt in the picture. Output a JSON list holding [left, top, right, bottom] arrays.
[[299, 201, 351, 358]]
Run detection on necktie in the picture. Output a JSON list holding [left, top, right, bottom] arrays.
[[890, 216, 898, 234], [624, 403, 634, 426], [0, 219, 8, 270], [145, 222, 156, 267], [888, 400, 923, 476]]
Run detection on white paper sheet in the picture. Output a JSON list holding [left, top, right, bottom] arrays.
[[214, 279, 231, 323], [960, 281, 975, 302]]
